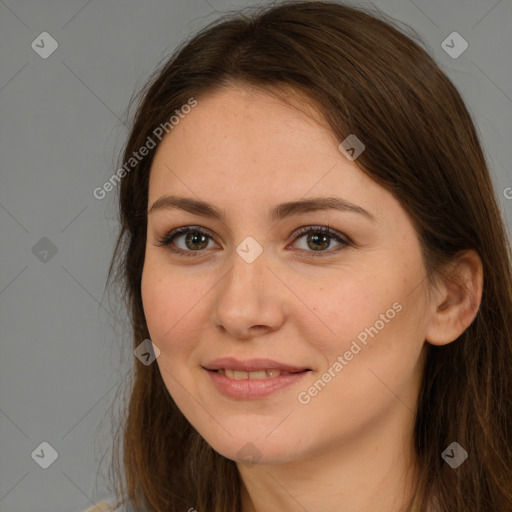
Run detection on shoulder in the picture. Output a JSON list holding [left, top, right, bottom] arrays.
[[82, 503, 114, 512], [81, 497, 132, 512]]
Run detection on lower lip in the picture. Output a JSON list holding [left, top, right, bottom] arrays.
[[205, 369, 310, 400]]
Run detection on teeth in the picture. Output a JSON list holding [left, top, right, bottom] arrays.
[[217, 368, 293, 379]]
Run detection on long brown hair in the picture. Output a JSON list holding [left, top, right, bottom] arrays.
[[105, 1, 512, 510]]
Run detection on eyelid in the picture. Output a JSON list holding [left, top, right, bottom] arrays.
[[154, 225, 219, 256], [290, 225, 352, 246], [154, 224, 351, 257]]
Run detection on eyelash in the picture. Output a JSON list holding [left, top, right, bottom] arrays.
[[155, 225, 352, 258]]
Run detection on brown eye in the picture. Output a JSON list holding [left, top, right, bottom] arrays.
[[305, 232, 331, 251], [155, 226, 217, 256], [183, 231, 209, 250], [155, 225, 351, 258], [291, 226, 351, 257]]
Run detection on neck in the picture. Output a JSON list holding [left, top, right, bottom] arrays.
[[238, 402, 420, 512]]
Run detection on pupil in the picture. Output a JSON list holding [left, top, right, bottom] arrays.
[[308, 233, 329, 250], [186, 232, 208, 250]]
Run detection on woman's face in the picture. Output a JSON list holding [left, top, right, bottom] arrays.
[[141, 84, 432, 466]]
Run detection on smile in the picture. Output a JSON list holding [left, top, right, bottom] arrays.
[[215, 368, 295, 379], [205, 368, 310, 399]]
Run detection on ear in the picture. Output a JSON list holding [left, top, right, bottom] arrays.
[[425, 249, 483, 346]]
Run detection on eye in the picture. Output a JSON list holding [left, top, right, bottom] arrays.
[[155, 226, 218, 257], [289, 225, 351, 257], [154, 224, 351, 257]]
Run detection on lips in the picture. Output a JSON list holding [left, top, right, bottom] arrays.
[[216, 368, 297, 379], [204, 359, 311, 399], [203, 357, 310, 374]]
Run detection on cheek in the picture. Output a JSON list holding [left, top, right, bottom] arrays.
[[306, 274, 392, 353], [141, 262, 184, 348], [306, 262, 424, 379], [141, 265, 195, 396], [141, 261, 209, 359], [141, 263, 166, 335], [140, 265, 218, 426]]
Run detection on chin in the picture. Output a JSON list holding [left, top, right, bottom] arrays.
[[201, 432, 303, 466]]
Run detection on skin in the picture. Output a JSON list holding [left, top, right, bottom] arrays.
[[141, 83, 483, 512]]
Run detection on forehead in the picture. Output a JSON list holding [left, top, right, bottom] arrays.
[[150, 85, 347, 184], [146, 84, 392, 225], [177, 84, 336, 151]]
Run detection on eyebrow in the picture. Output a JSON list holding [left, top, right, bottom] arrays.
[[148, 195, 377, 223]]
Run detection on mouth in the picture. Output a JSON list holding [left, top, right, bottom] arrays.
[[204, 365, 312, 400], [209, 368, 310, 380], [203, 357, 311, 379]]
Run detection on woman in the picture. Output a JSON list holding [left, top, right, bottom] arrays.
[[90, 1, 512, 511]]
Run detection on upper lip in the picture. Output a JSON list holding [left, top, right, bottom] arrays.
[[203, 357, 310, 373]]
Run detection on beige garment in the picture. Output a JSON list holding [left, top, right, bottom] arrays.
[[82, 502, 113, 512]]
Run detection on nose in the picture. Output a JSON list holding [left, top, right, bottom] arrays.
[[210, 244, 286, 339]]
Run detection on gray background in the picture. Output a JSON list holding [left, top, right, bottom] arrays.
[[0, 0, 511, 511]]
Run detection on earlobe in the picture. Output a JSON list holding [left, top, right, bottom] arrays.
[[425, 250, 484, 346]]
